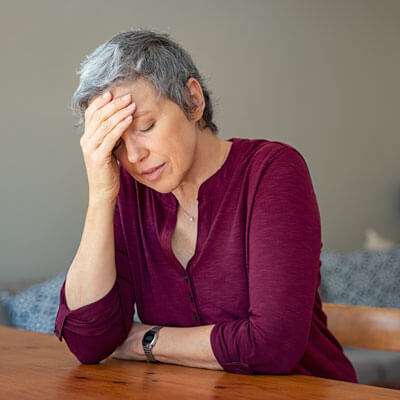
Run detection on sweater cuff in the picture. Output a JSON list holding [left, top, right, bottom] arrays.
[[54, 280, 120, 341], [210, 321, 254, 375]]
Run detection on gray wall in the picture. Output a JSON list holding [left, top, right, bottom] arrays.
[[1, 0, 399, 286]]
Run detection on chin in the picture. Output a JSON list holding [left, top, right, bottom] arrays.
[[141, 179, 174, 194]]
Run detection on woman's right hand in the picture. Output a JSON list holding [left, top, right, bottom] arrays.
[[80, 91, 136, 205]]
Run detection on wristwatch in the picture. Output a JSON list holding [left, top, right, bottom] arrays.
[[142, 326, 163, 362]]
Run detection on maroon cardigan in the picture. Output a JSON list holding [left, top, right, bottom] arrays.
[[55, 137, 358, 383]]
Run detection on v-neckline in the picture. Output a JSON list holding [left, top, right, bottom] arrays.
[[163, 198, 202, 273], [158, 138, 237, 273], [170, 210, 198, 270]]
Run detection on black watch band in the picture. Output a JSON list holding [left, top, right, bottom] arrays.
[[142, 326, 163, 362]]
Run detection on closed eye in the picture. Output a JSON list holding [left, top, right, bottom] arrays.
[[141, 123, 154, 133], [112, 122, 154, 153], [112, 122, 154, 152]]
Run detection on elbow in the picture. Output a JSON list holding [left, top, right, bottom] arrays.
[[80, 359, 100, 365], [269, 353, 304, 375], [76, 353, 103, 365], [248, 327, 308, 374], [211, 319, 308, 375], [266, 348, 306, 375], [250, 346, 306, 375], [66, 338, 113, 365], [62, 323, 128, 366]]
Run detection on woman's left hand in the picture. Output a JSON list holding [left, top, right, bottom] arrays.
[[111, 321, 156, 361]]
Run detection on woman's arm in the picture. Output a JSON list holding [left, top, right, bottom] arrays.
[[208, 147, 322, 374], [65, 199, 117, 311], [113, 321, 223, 371], [154, 325, 222, 370], [54, 201, 135, 364]]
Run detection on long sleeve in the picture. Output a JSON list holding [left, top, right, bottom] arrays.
[[54, 202, 135, 364], [210, 147, 322, 375]]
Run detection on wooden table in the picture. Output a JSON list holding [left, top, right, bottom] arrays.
[[1, 326, 399, 399]]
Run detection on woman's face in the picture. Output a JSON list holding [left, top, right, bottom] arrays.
[[110, 78, 199, 193]]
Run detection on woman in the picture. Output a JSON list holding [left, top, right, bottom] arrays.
[[55, 28, 358, 382]]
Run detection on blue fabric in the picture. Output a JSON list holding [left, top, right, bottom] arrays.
[[319, 247, 400, 308], [0, 272, 142, 333], [0, 273, 66, 333]]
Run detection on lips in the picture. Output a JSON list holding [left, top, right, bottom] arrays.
[[142, 163, 165, 175]]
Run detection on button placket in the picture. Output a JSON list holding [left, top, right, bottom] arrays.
[[184, 274, 201, 323]]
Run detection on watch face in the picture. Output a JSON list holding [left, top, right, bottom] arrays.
[[143, 332, 155, 345]]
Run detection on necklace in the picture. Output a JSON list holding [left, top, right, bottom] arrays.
[[180, 206, 196, 222], [180, 142, 230, 222]]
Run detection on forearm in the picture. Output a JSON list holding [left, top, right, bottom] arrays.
[[57, 286, 129, 364], [65, 199, 117, 310], [153, 324, 223, 370]]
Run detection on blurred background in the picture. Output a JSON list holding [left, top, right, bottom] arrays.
[[1, 0, 399, 285]]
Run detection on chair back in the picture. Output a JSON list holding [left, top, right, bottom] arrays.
[[323, 302, 400, 351]]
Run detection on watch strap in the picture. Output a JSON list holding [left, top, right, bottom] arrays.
[[143, 325, 163, 362]]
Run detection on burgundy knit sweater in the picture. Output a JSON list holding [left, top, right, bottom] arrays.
[[55, 137, 358, 383]]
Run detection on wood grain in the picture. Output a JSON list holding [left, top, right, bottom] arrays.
[[1, 326, 399, 399]]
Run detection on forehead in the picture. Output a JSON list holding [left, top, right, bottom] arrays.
[[110, 78, 161, 107]]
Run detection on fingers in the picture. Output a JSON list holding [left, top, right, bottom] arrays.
[[81, 91, 136, 156], [97, 112, 133, 155], [96, 101, 136, 143], [85, 91, 113, 124], [87, 92, 133, 132]]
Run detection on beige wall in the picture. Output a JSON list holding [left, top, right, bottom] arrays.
[[1, 0, 399, 285]]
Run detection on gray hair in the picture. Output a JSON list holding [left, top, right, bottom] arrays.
[[71, 28, 219, 135]]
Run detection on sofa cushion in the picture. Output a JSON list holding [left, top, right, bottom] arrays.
[[0, 272, 67, 333], [319, 247, 400, 307]]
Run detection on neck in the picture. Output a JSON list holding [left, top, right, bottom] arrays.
[[172, 129, 230, 206]]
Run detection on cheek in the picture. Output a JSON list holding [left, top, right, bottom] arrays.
[[166, 140, 189, 167]]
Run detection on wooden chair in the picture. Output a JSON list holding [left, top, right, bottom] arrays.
[[323, 303, 400, 351], [323, 302, 400, 389]]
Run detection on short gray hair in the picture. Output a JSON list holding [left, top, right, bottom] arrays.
[[71, 28, 219, 135]]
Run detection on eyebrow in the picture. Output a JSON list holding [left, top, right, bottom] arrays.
[[133, 110, 152, 119]]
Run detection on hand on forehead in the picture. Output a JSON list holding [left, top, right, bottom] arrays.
[[87, 78, 158, 116]]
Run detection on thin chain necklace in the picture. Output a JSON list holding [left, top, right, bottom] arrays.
[[180, 206, 196, 222], [180, 142, 230, 222]]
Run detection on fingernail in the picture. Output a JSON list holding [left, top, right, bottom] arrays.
[[102, 91, 110, 99]]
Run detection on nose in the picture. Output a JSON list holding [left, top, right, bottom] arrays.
[[124, 135, 149, 164]]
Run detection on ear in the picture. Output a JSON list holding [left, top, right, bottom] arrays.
[[185, 77, 205, 121]]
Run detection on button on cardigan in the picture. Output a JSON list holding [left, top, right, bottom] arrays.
[[54, 137, 358, 383]]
